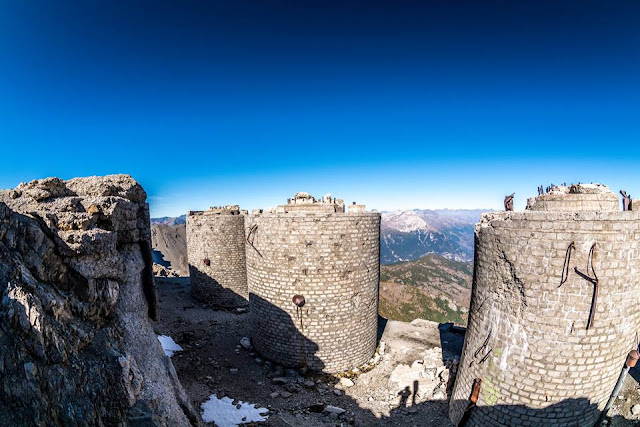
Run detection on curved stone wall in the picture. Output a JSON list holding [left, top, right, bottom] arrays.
[[186, 212, 247, 307], [526, 184, 619, 212], [246, 212, 380, 373], [449, 205, 640, 425]]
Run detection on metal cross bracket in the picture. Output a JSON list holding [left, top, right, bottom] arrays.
[[559, 241, 575, 287], [478, 348, 493, 364], [245, 224, 263, 257], [473, 328, 492, 359], [574, 243, 598, 330]]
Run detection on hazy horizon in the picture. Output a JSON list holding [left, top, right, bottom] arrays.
[[1, 1, 638, 217], [150, 204, 496, 219]]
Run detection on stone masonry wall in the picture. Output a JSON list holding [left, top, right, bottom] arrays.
[[186, 211, 247, 307], [449, 206, 640, 425], [246, 212, 380, 373], [526, 184, 619, 212]]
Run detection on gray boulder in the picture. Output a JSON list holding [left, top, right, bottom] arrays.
[[0, 175, 199, 426]]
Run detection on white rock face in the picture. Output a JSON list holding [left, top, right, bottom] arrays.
[[158, 335, 184, 357], [340, 377, 355, 388], [387, 348, 452, 402]]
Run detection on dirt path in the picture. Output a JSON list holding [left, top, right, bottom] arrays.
[[152, 278, 461, 426]]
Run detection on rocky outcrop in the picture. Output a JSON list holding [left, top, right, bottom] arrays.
[[153, 262, 180, 278], [151, 223, 188, 276], [0, 175, 199, 426]]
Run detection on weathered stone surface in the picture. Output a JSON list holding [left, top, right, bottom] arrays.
[[186, 207, 247, 307], [0, 175, 198, 426], [246, 207, 380, 374], [279, 191, 347, 213], [450, 185, 640, 426], [526, 183, 619, 212], [324, 405, 346, 415], [388, 348, 452, 402], [339, 377, 355, 388]]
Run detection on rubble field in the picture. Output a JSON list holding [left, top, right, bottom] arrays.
[[153, 277, 640, 427], [153, 277, 464, 426]]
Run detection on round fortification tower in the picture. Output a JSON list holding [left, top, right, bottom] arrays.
[[186, 205, 248, 307], [449, 184, 640, 426], [246, 193, 380, 373]]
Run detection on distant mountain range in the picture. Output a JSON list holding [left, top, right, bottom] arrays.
[[150, 209, 489, 265], [150, 208, 482, 324], [150, 215, 186, 226], [380, 209, 491, 264]]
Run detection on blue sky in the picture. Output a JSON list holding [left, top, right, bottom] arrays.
[[1, 1, 639, 216]]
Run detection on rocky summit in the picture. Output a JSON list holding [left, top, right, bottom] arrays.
[[0, 175, 198, 427]]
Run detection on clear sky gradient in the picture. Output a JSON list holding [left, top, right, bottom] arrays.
[[1, 1, 639, 216]]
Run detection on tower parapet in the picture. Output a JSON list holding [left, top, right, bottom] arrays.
[[277, 192, 345, 213], [526, 183, 619, 212]]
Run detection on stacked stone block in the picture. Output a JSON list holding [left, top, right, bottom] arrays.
[[246, 208, 380, 373], [278, 192, 345, 213], [186, 206, 248, 307], [449, 185, 640, 426], [526, 183, 619, 212]]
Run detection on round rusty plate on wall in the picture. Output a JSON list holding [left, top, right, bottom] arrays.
[[292, 294, 305, 308]]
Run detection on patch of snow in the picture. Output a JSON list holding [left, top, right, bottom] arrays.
[[201, 395, 268, 427], [382, 211, 431, 233], [239, 337, 251, 350], [157, 335, 183, 357]]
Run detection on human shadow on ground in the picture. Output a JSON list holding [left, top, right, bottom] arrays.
[[156, 277, 640, 427]]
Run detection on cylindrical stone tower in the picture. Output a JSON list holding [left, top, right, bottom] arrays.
[[449, 184, 640, 426], [246, 193, 380, 373], [186, 205, 248, 307]]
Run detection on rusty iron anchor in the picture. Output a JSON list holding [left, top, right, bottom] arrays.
[[559, 241, 575, 287], [473, 328, 492, 359], [457, 378, 482, 427], [245, 224, 263, 257], [292, 294, 308, 367], [574, 243, 598, 330]]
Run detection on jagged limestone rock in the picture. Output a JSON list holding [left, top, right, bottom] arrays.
[[0, 175, 199, 427]]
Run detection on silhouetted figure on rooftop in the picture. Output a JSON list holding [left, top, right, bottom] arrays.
[[621, 190, 632, 211], [504, 193, 515, 211]]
